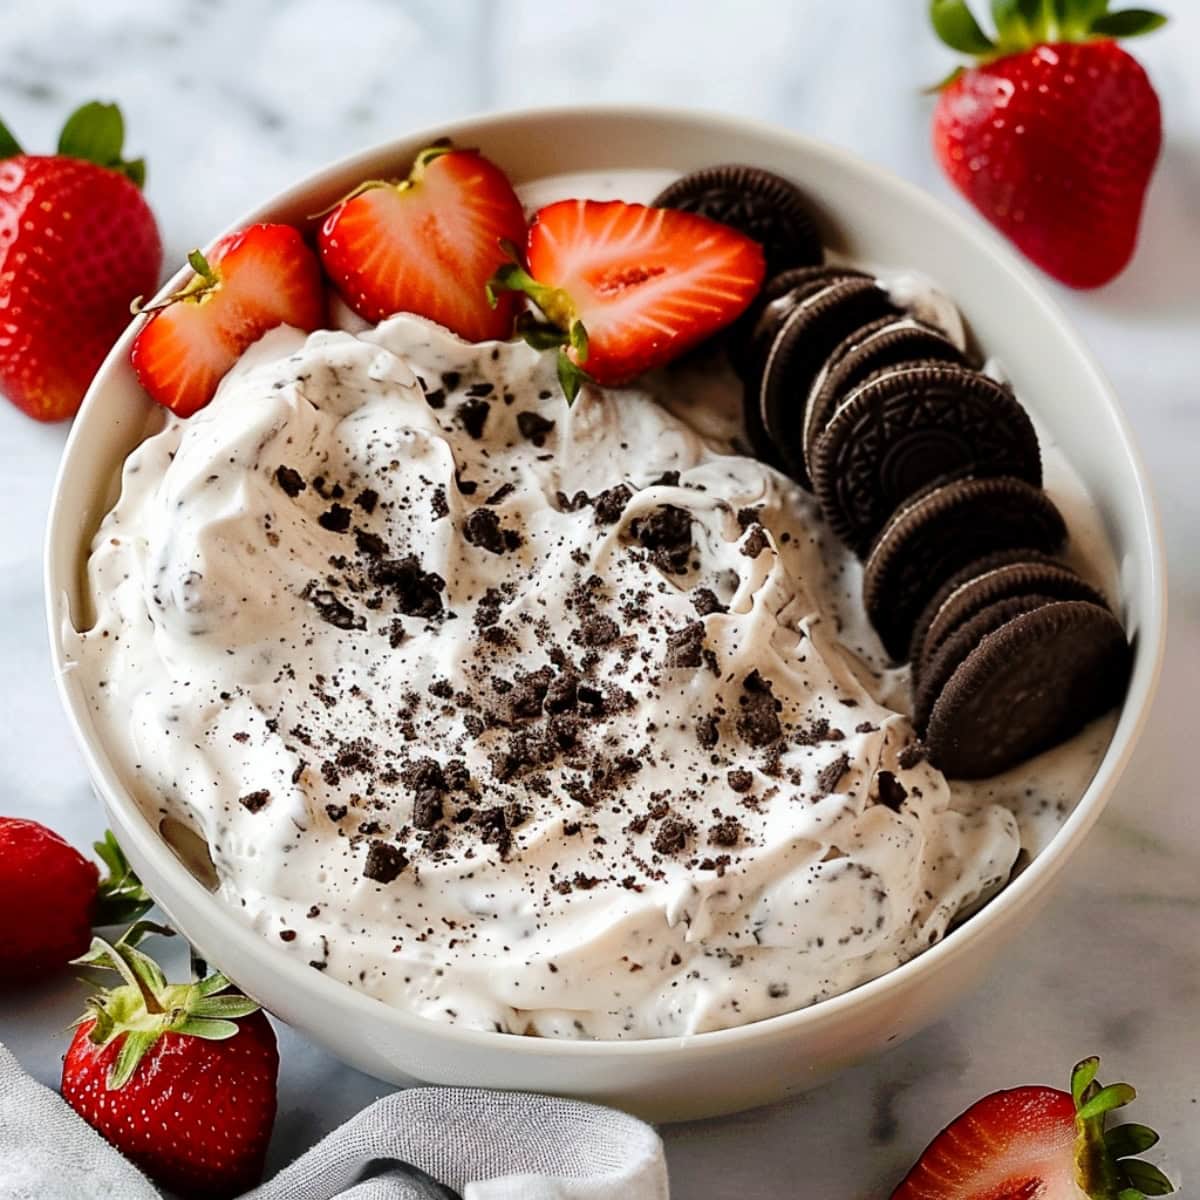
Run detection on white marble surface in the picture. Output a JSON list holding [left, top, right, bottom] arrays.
[[1, 1, 1198, 1194]]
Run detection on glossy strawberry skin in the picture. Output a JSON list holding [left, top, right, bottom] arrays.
[[525, 199, 765, 384], [318, 148, 527, 342], [933, 40, 1161, 289], [891, 1085, 1078, 1199], [0, 818, 99, 981], [131, 222, 325, 417], [62, 1009, 279, 1200], [0, 155, 162, 420]]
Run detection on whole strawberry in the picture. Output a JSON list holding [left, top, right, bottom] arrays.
[[0, 101, 162, 420], [892, 1056, 1173, 1199], [929, 1, 1165, 288], [63, 928, 278, 1199], [0, 822, 150, 983]]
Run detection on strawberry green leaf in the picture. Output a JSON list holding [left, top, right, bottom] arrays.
[[515, 312, 570, 351], [557, 351, 592, 406], [930, 0, 997, 54], [1079, 1082, 1137, 1121], [175, 1017, 240, 1040], [93, 831, 154, 926], [57, 102, 125, 167], [1107, 1123, 1161, 1158], [1090, 8, 1168, 36], [56, 101, 147, 188], [107, 1029, 155, 1090], [1121, 1159, 1175, 1195], [194, 971, 231, 997], [0, 116, 22, 160], [190, 994, 261, 1019]]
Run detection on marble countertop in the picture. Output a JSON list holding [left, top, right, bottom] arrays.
[[2, 1, 1198, 1194]]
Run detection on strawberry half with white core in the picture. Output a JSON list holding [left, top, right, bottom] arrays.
[[891, 1057, 1173, 1199], [131, 222, 325, 417], [62, 924, 278, 1200], [488, 198, 766, 401], [317, 142, 527, 341]]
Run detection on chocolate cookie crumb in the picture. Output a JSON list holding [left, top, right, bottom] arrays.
[[652, 817, 691, 855], [593, 484, 632, 526], [691, 587, 727, 616], [631, 505, 693, 574], [517, 411, 556, 447], [727, 768, 753, 793], [274, 466, 306, 497], [696, 714, 720, 749], [708, 816, 742, 846], [815, 753, 851, 796], [457, 398, 491, 439], [354, 488, 378, 513], [737, 670, 781, 747], [876, 770, 908, 812], [238, 789, 271, 813], [740, 525, 769, 558], [363, 841, 408, 883], [665, 621, 705, 669], [318, 504, 352, 533]]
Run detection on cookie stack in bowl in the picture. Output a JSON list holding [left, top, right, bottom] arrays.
[[656, 163, 1131, 779]]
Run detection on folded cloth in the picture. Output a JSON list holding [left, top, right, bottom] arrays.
[[0, 1041, 667, 1200]]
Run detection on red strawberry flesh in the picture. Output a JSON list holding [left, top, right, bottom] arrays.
[[523, 198, 765, 385], [318, 146, 526, 341], [131, 222, 325, 417], [891, 1086, 1078, 1199]]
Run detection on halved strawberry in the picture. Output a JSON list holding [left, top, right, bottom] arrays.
[[131, 222, 325, 417], [891, 1057, 1173, 1199], [488, 198, 765, 400], [317, 143, 526, 341]]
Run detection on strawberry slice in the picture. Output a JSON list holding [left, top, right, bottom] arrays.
[[892, 1058, 1173, 1199], [317, 143, 526, 341], [131, 222, 325, 417], [489, 198, 765, 400]]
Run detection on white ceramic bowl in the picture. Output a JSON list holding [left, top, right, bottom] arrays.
[[45, 106, 1165, 1122]]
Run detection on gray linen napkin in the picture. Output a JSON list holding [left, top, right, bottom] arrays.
[[0, 1042, 668, 1200]]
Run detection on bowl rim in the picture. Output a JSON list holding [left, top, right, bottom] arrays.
[[44, 102, 1168, 1059]]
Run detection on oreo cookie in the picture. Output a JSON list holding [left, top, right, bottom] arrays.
[[862, 475, 1067, 661], [652, 164, 823, 277], [911, 555, 1109, 670], [810, 363, 1043, 555], [911, 592, 1057, 730], [922, 600, 1131, 778], [758, 277, 898, 484], [802, 317, 967, 474], [733, 264, 869, 381]]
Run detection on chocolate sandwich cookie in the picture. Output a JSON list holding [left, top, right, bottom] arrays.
[[810, 363, 1042, 555], [652, 164, 823, 277], [911, 592, 1057, 730], [758, 277, 899, 484], [922, 599, 1131, 778], [802, 317, 967, 476], [862, 475, 1067, 661], [733, 264, 869, 381], [911, 555, 1109, 670]]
